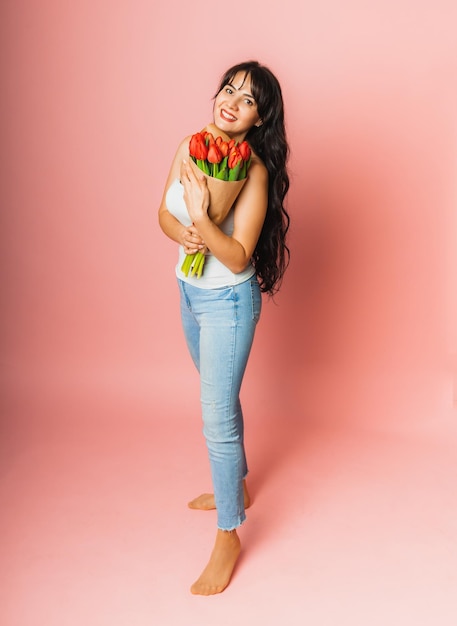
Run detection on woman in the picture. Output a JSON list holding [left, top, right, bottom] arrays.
[[158, 60, 290, 595]]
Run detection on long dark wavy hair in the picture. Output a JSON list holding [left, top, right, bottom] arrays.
[[214, 61, 290, 296]]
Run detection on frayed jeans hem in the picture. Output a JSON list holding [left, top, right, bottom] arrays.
[[217, 514, 246, 532]]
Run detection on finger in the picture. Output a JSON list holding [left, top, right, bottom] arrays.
[[180, 160, 192, 186], [187, 230, 201, 245], [180, 160, 197, 188], [183, 159, 197, 182], [189, 231, 204, 246], [188, 224, 200, 238], [184, 159, 207, 188]]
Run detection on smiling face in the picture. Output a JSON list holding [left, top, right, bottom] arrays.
[[213, 71, 262, 143]]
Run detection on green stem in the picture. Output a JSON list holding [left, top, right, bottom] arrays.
[[196, 254, 206, 278], [181, 253, 195, 277], [190, 251, 204, 277]]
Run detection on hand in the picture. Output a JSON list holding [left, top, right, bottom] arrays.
[[181, 224, 205, 255], [180, 160, 210, 225]]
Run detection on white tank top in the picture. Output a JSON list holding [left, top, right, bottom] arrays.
[[165, 178, 255, 289]]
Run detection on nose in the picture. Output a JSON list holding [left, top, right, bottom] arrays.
[[226, 94, 239, 110]]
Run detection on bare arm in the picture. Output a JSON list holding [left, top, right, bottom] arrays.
[[158, 136, 206, 256]]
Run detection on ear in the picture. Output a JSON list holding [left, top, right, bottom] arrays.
[[255, 119, 263, 127]]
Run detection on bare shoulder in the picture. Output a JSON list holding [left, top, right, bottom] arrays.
[[158, 135, 191, 198], [176, 134, 192, 159], [247, 152, 268, 185], [167, 135, 191, 176]]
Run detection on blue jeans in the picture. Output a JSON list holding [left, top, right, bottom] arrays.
[[178, 275, 262, 530]]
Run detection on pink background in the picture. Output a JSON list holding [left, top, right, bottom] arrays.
[[1, 1, 456, 624]]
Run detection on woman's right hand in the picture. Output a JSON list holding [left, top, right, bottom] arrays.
[[182, 225, 205, 255]]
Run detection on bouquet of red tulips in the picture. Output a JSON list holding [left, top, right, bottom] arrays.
[[189, 130, 251, 181], [181, 125, 252, 279]]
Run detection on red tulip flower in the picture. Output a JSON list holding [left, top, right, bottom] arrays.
[[215, 136, 230, 156], [228, 146, 242, 170], [189, 133, 208, 161], [219, 140, 230, 157], [238, 141, 251, 162], [207, 143, 223, 164]]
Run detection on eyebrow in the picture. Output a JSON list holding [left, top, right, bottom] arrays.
[[227, 82, 255, 100]]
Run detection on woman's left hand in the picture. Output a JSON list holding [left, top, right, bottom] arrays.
[[180, 160, 210, 226], [183, 225, 206, 255]]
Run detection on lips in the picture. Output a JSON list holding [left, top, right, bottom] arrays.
[[220, 108, 237, 122]]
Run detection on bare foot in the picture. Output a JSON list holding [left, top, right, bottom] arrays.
[[188, 480, 251, 510], [190, 529, 241, 595]]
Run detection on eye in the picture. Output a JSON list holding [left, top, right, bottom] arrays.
[[225, 87, 233, 95], [244, 99, 254, 106]]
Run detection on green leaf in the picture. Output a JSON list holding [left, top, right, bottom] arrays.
[[216, 167, 228, 180], [196, 159, 210, 176], [228, 161, 241, 181]]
